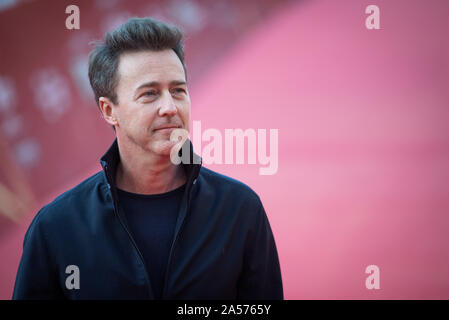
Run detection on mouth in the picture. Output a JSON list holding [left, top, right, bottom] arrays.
[[153, 125, 181, 133]]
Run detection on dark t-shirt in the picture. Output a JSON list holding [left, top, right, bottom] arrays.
[[116, 183, 185, 299]]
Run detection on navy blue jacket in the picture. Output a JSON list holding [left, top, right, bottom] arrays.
[[12, 139, 283, 300]]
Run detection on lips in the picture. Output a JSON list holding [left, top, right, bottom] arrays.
[[153, 125, 181, 131]]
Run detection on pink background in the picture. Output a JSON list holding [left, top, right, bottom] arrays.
[[1, 0, 448, 299]]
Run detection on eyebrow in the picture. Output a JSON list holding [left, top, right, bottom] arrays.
[[134, 80, 187, 94]]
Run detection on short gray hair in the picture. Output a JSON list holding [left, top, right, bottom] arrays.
[[88, 17, 186, 107]]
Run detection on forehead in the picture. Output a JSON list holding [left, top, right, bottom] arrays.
[[117, 49, 186, 87]]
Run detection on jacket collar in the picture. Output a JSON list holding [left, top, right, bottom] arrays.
[[99, 138, 202, 191]]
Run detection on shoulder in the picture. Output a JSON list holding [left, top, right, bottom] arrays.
[[28, 171, 107, 231], [197, 166, 262, 208], [46, 171, 106, 209]]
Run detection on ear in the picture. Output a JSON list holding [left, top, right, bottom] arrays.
[[98, 97, 118, 128]]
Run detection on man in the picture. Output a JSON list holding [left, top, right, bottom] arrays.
[[13, 17, 283, 300]]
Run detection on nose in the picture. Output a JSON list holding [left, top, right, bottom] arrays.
[[158, 92, 178, 117]]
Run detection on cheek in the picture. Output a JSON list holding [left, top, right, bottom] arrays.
[[141, 112, 158, 132], [122, 106, 157, 130], [179, 102, 190, 125]]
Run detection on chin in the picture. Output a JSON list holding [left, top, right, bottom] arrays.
[[151, 140, 178, 157]]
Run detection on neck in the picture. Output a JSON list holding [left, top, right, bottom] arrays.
[[115, 139, 186, 195]]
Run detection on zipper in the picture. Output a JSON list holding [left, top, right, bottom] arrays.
[[106, 169, 154, 299], [160, 163, 200, 298], [160, 187, 192, 299], [161, 163, 200, 299], [103, 156, 200, 300]]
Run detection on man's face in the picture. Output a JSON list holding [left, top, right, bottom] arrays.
[[105, 49, 190, 157]]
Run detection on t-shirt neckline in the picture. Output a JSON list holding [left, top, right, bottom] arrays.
[[116, 183, 186, 200]]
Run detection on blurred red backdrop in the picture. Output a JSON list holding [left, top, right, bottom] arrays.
[[1, 0, 448, 299]]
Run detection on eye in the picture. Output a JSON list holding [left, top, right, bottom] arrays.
[[139, 90, 158, 101], [172, 88, 186, 94], [143, 90, 157, 96]]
